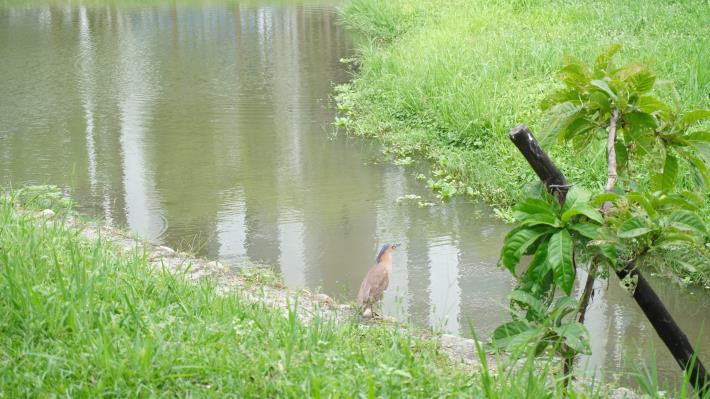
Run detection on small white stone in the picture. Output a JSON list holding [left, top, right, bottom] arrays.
[[41, 209, 55, 218], [314, 293, 334, 306], [205, 260, 227, 271], [158, 245, 175, 254]]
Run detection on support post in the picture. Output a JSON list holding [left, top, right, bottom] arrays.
[[508, 124, 709, 395]]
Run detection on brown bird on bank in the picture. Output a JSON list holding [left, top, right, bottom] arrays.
[[357, 243, 400, 317]]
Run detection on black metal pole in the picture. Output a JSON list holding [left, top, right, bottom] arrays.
[[508, 124, 709, 395]]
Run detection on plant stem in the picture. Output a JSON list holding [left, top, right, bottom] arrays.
[[568, 110, 620, 381], [603, 109, 620, 212], [578, 110, 619, 327], [577, 258, 600, 324]]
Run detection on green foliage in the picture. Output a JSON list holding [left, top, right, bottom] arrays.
[[340, 0, 427, 43], [542, 44, 710, 192], [496, 47, 709, 379], [3, 185, 72, 212], [338, 0, 710, 217], [603, 190, 708, 257], [499, 187, 602, 296], [0, 195, 477, 397], [526, 46, 708, 280], [490, 294, 590, 359]]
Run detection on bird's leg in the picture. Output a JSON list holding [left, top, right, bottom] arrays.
[[362, 306, 373, 319], [372, 305, 382, 319]]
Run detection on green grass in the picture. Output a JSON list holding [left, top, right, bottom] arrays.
[[1, 0, 340, 6], [336, 0, 710, 285], [337, 0, 709, 209], [0, 189, 480, 397], [2, 189, 707, 397]]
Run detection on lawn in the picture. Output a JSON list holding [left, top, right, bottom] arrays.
[[0, 189, 476, 397]]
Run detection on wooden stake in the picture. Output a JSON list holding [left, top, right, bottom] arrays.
[[508, 124, 709, 395]]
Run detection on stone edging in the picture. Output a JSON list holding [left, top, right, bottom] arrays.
[[42, 209, 486, 369], [33, 208, 638, 398]]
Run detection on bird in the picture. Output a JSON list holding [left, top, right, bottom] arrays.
[[357, 243, 400, 317]]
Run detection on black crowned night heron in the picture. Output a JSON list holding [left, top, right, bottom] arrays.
[[357, 243, 400, 317]]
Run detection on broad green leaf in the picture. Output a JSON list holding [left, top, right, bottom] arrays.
[[617, 216, 652, 238], [627, 192, 657, 218], [590, 80, 617, 100], [668, 210, 706, 234], [661, 154, 678, 192], [570, 128, 596, 151], [523, 241, 552, 289], [562, 117, 597, 142], [519, 213, 560, 228], [627, 68, 656, 94], [681, 109, 710, 125], [557, 63, 590, 89], [509, 328, 546, 352], [624, 111, 657, 130], [568, 223, 599, 239], [657, 194, 700, 211], [624, 124, 656, 155], [685, 131, 710, 162], [561, 186, 591, 213], [615, 141, 628, 171], [588, 91, 611, 114], [542, 102, 582, 145], [555, 322, 591, 354], [500, 225, 554, 274], [649, 173, 664, 193], [587, 240, 619, 266], [514, 197, 557, 219], [594, 44, 621, 72], [510, 290, 545, 320], [679, 191, 704, 208], [491, 321, 531, 349], [638, 95, 670, 115], [549, 296, 578, 322], [540, 88, 579, 111], [599, 243, 618, 266], [548, 229, 574, 295], [678, 147, 710, 188], [561, 204, 604, 224], [685, 131, 710, 143], [591, 192, 620, 207], [613, 81, 628, 109], [655, 231, 699, 247]]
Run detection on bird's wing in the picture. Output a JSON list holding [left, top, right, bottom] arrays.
[[365, 264, 389, 303], [358, 263, 386, 306], [357, 272, 371, 307]]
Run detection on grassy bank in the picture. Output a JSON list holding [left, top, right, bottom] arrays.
[[337, 0, 709, 207], [336, 0, 709, 285], [0, 189, 479, 396], [3, 188, 706, 397]]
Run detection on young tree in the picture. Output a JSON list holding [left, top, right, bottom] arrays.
[[493, 45, 709, 384]]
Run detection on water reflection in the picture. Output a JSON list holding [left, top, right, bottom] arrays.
[[428, 240, 462, 334], [78, 6, 97, 192], [117, 13, 163, 241], [0, 3, 708, 390]]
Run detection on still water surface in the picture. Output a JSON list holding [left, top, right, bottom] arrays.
[[1, 1, 707, 389]]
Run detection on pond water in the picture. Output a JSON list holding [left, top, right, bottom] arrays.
[[1, 1, 707, 390]]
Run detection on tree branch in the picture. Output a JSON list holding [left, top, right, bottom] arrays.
[[604, 110, 620, 196], [579, 109, 620, 338], [577, 258, 599, 324]]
